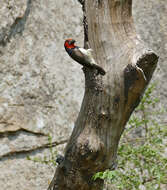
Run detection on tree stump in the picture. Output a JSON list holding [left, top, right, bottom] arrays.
[[48, 0, 158, 189]]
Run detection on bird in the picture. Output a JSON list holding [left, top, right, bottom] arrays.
[[64, 39, 106, 75]]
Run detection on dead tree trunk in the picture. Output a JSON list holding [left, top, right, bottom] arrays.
[[48, 0, 158, 189]]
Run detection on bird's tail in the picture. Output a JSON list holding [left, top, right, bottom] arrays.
[[92, 63, 106, 75]]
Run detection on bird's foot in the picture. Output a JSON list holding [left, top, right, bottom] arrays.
[[92, 64, 106, 76]]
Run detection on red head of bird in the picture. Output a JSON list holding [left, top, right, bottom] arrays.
[[64, 39, 76, 52]]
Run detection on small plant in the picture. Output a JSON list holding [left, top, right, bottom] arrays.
[[27, 134, 58, 167], [93, 83, 167, 190]]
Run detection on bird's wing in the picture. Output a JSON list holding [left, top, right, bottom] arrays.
[[70, 47, 91, 67], [70, 47, 106, 75], [78, 48, 90, 56], [79, 48, 93, 56], [78, 48, 96, 64], [87, 49, 93, 53]]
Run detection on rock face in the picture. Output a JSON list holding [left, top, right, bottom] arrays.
[[133, 0, 167, 93], [0, 0, 84, 189], [0, 0, 166, 189], [0, 0, 84, 156]]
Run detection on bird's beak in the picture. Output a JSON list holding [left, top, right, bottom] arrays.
[[69, 39, 76, 45]]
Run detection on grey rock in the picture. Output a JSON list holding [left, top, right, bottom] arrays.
[[133, 0, 167, 94], [0, 0, 84, 138], [0, 0, 166, 189], [0, 0, 83, 189], [0, 144, 65, 190]]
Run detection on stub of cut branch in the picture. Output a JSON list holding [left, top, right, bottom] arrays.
[[48, 0, 158, 190]]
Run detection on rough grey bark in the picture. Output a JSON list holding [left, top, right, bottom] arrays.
[[48, 0, 158, 190]]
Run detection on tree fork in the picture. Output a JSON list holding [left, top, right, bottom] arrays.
[[48, 0, 158, 189]]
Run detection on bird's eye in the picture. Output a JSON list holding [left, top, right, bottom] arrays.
[[68, 41, 72, 45]]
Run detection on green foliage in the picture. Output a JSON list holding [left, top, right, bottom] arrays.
[[93, 83, 167, 189], [27, 134, 58, 167]]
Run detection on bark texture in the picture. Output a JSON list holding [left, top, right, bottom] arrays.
[[48, 0, 158, 189]]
